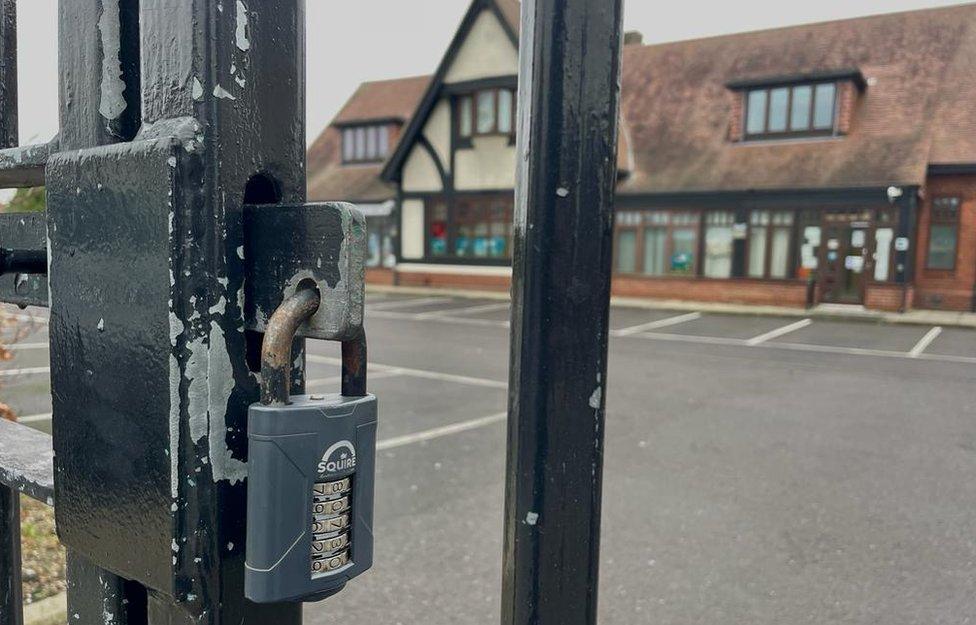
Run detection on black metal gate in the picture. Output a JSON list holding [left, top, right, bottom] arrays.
[[0, 1, 623, 623]]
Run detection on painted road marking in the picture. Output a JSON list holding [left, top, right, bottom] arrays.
[[0, 366, 50, 378], [307, 354, 507, 389], [376, 412, 507, 451], [627, 332, 976, 365], [306, 369, 406, 389], [17, 412, 52, 424], [3, 314, 48, 324], [367, 297, 452, 311], [368, 310, 509, 329], [909, 326, 943, 358], [5, 342, 48, 351], [746, 319, 813, 346], [612, 312, 702, 337], [414, 302, 510, 320]]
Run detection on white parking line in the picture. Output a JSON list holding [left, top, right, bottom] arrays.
[[367, 297, 452, 311], [909, 326, 943, 358], [368, 310, 509, 329], [5, 342, 48, 351], [2, 313, 49, 324], [636, 332, 746, 346], [414, 302, 509, 320], [746, 319, 812, 346], [307, 355, 507, 389], [376, 412, 507, 451], [306, 369, 406, 389], [17, 412, 52, 424], [612, 312, 702, 337], [0, 366, 50, 378]]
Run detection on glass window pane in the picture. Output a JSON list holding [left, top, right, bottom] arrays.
[[355, 127, 366, 160], [704, 214, 734, 278], [875, 228, 893, 282], [477, 91, 496, 134], [342, 129, 355, 162], [377, 126, 389, 158], [616, 231, 637, 273], [429, 203, 448, 257], [498, 90, 513, 134], [770, 227, 791, 279], [746, 90, 767, 135], [790, 85, 812, 130], [670, 229, 696, 274], [813, 83, 836, 129], [459, 97, 473, 137], [749, 226, 767, 278], [366, 126, 378, 159], [798, 225, 821, 277], [643, 228, 667, 276], [927, 224, 958, 270], [768, 88, 789, 133]]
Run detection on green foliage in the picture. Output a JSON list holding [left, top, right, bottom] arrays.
[[4, 186, 46, 213]]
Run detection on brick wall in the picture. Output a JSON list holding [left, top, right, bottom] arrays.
[[914, 174, 976, 311], [865, 284, 912, 312], [836, 80, 858, 135], [365, 267, 395, 286], [395, 269, 511, 292], [728, 91, 744, 142], [612, 276, 808, 307]]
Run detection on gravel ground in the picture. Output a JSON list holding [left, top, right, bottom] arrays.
[[20, 494, 65, 603]]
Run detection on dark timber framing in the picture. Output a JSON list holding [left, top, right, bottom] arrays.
[[502, 1, 623, 624]]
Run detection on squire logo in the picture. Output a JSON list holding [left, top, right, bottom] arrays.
[[318, 441, 357, 475]]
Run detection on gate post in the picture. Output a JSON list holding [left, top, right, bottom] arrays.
[[43, 1, 306, 623], [0, 4, 23, 624], [502, 1, 624, 624]]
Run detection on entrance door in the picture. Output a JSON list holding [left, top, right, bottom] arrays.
[[819, 220, 871, 305]]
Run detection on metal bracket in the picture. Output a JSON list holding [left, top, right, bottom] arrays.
[[243, 202, 366, 341]]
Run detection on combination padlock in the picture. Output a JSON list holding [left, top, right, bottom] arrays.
[[245, 289, 377, 603]]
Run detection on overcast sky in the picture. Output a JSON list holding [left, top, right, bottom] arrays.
[[11, 0, 967, 147]]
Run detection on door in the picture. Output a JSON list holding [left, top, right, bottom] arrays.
[[819, 221, 870, 304]]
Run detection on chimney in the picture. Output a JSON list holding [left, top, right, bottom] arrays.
[[624, 31, 644, 46]]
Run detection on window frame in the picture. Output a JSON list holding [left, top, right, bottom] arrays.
[[340, 124, 391, 164], [926, 196, 961, 272], [456, 88, 517, 140], [742, 80, 838, 140], [423, 193, 514, 264], [745, 210, 796, 280], [613, 210, 701, 277]]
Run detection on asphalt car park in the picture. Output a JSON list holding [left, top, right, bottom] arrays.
[[4, 296, 976, 623]]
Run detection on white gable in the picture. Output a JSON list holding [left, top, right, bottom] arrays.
[[444, 10, 518, 84]]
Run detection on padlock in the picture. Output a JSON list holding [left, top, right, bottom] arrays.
[[245, 289, 376, 603]]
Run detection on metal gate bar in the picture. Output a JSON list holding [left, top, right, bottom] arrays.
[[502, 1, 624, 624], [0, 3, 22, 622]]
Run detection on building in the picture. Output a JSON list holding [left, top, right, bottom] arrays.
[[307, 0, 976, 312]]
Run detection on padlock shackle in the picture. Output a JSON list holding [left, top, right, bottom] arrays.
[[260, 288, 369, 405], [260, 288, 321, 405]]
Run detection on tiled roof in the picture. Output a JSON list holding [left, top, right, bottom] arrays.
[[309, 2, 976, 202], [616, 3, 976, 194], [307, 75, 430, 203]]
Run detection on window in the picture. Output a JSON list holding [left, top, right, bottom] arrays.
[[458, 88, 516, 138], [426, 195, 513, 261], [613, 211, 700, 276], [927, 197, 961, 270], [747, 210, 794, 279], [341, 125, 391, 163], [703, 211, 734, 278], [743, 82, 837, 138]]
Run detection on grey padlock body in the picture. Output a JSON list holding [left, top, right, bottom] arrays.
[[245, 393, 377, 603]]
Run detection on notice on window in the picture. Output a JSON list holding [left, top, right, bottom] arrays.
[[845, 255, 864, 272]]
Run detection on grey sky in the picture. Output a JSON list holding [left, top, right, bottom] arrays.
[[11, 0, 968, 147]]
